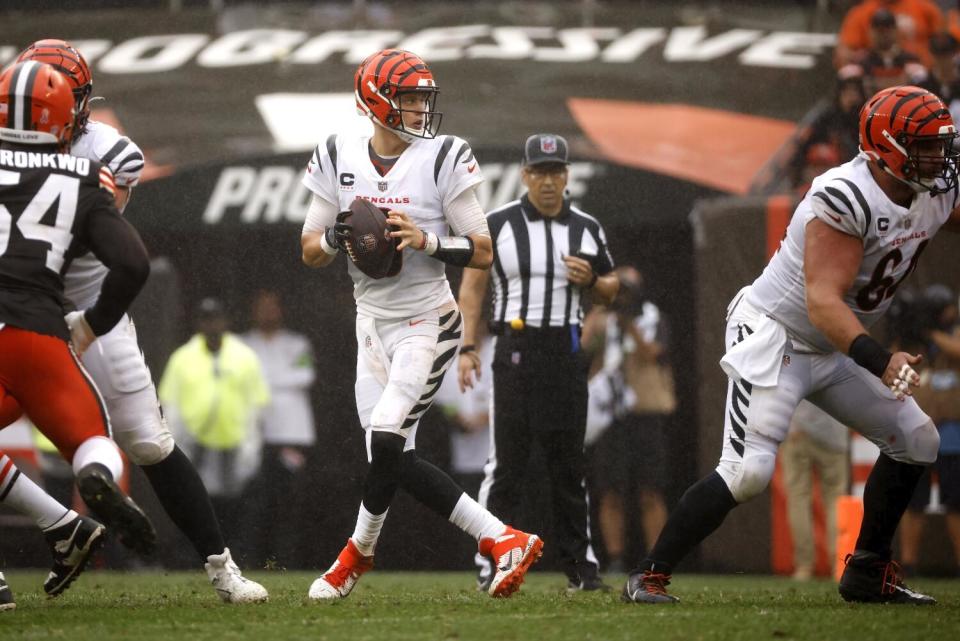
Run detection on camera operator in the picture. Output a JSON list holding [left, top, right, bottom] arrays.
[[583, 266, 674, 572], [895, 285, 960, 577]]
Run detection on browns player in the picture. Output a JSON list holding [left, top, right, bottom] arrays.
[[300, 48, 543, 599], [5, 39, 267, 603], [0, 61, 157, 587], [624, 86, 958, 605]]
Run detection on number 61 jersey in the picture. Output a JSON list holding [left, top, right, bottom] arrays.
[[747, 153, 957, 353]]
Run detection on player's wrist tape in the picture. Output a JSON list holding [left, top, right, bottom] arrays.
[[425, 234, 474, 267], [849, 334, 892, 378], [420, 230, 439, 254], [321, 228, 340, 255]]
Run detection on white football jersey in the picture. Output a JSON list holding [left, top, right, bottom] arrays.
[[302, 133, 484, 319], [748, 154, 957, 353], [65, 121, 145, 309]]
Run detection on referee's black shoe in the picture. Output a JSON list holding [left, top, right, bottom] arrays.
[[622, 568, 679, 604], [567, 576, 612, 593], [838, 550, 935, 605], [566, 565, 612, 593]]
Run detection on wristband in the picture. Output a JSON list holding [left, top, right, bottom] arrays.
[[423, 231, 439, 254], [320, 230, 339, 255], [586, 272, 598, 289], [460, 344, 476, 354], [848, 333, 892, 378], [417, 229, 428, 251]]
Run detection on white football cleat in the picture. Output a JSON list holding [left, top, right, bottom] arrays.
[[308, 539, 373, 600], [204, 548, 268, 603]]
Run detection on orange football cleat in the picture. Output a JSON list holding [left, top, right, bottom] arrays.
[[478, 526, 544, 598]]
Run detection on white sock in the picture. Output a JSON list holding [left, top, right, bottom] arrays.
[[449, 493, 505, 541], [351, 503, 387, 557], [0, 453, 74, 530], [72, 436, 123, 481], [42, 509, 80, 533]]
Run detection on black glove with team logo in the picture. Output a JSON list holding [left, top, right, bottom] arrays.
[[324, 210, 353, 252]]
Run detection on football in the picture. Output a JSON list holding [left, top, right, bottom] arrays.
[[341, 199, 402, 279]]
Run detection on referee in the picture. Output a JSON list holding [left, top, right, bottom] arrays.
[[458, 134, 619, 591]]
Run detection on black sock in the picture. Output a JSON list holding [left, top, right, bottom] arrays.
[[141, 445, 225, 559], [855, 453, 925, 558], [362, 432, 404, 514], [642, 471, 738, 573], [399, 451, 463, 518]]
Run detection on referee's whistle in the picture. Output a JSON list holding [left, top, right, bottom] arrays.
[[510, 318, 525, 331]]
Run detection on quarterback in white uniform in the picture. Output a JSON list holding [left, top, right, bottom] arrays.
[[624, 85, 960, 606], [300, 48, 542, 600], [4, 39, 266, 603]]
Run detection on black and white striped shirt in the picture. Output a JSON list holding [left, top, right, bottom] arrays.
[[488, 195, 614, 329]]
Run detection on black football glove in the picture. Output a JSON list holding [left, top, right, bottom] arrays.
[[324, 210, 353, 252]]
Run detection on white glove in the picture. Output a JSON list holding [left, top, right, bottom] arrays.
[[64, 311, 96, 356]]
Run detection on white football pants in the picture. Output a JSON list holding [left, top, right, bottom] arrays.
[[716, 295, 937, 503], [355, 303, 462, 461], [80, 314, 174, 466]]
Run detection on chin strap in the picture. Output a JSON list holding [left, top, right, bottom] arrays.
[[881, 164, 927, 193]]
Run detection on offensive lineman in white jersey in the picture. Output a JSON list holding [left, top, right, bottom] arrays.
[[623, 85, 959, 606], [300, 48, 542, 599], [1, 39, 267, 603]]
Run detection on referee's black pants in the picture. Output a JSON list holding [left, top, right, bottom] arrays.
[[480, 327, 598, 582]]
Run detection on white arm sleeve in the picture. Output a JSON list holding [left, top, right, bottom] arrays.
[[444, 187, 489, 237], [302, 194, 340, 234]]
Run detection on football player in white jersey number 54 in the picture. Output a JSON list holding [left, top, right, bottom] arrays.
[[301, 49, 542, 600], [2, 39, 266, 603], [623, 85, 960, 606]]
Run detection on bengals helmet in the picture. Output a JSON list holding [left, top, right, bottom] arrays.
[[859, 85, 959, 194], [0, 61, 77, 151], [354, 49, 441, 142], [17, 39, 93, 141]]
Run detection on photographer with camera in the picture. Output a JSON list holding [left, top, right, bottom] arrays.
[[582, 266, 674, 574], [891, 285, 960, 577]]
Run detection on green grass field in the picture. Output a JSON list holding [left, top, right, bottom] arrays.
[[1, 571, 958, 641]]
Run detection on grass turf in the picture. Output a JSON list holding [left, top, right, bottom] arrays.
[[1, 571, 958, 641]]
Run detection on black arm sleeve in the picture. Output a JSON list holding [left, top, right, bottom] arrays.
[[429, 235, 475, 268], [79, 190, 151, 336]]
